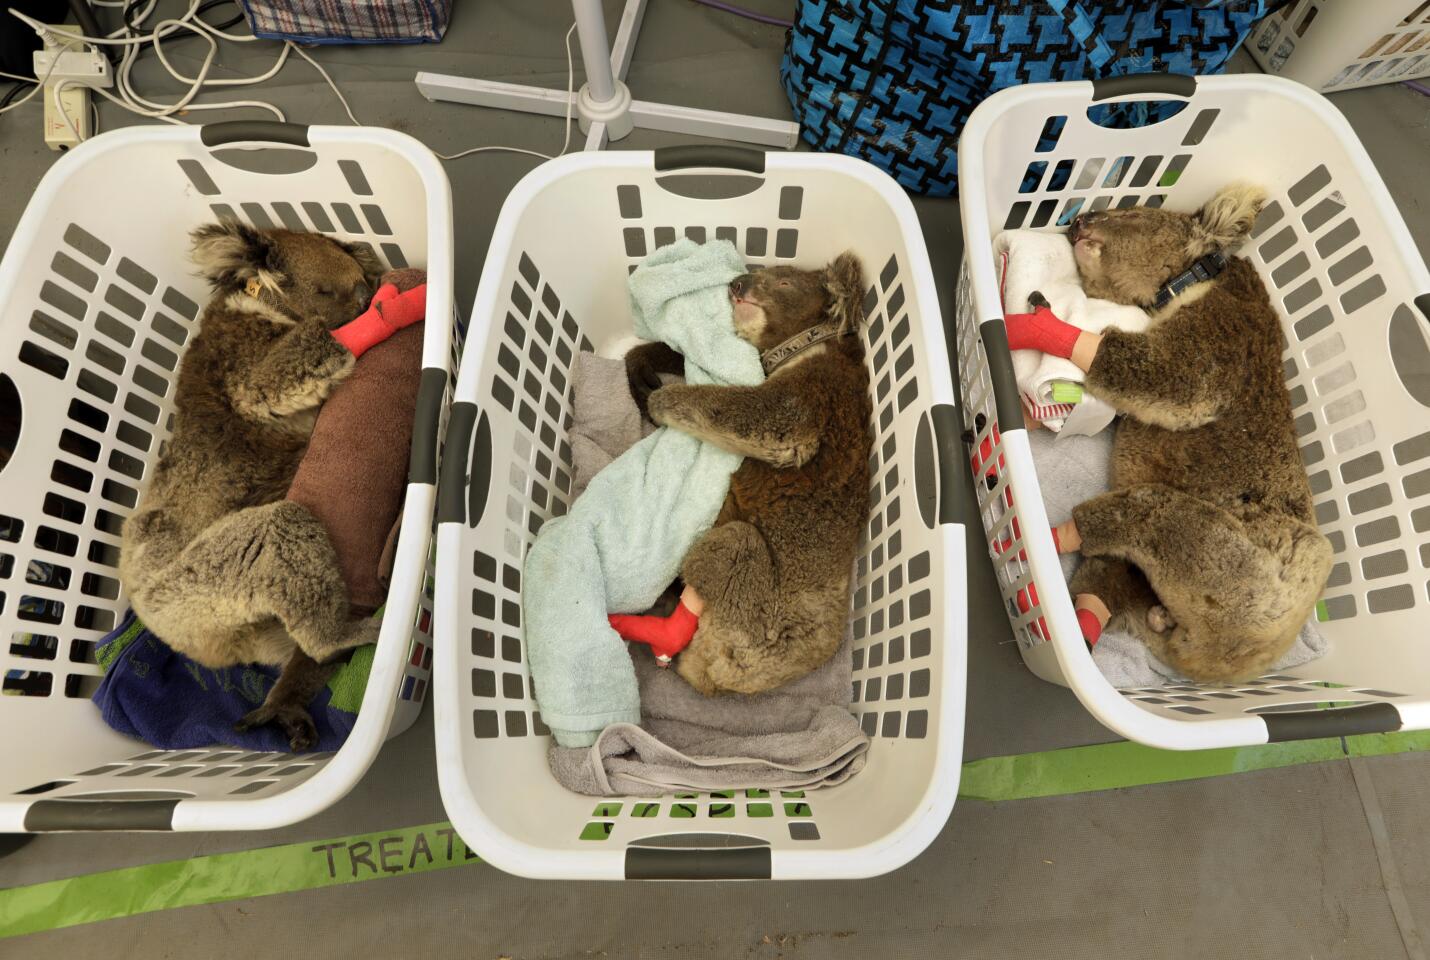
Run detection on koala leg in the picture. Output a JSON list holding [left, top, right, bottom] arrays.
[[137, 501, 366, 667], [676, 522, 776, 696], [234, 647, 340, 751], [1072, 484, 1333, 681]]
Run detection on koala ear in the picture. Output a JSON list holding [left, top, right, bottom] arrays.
[[190, 220, 284, 292], [824, 251, 866, 334], [1191, 183, 1267, 254], [337, 239, 386, 287]]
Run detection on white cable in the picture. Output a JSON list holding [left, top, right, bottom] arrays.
[[437, 21, 578, 162], [7, 5, 578, 164], [53, 79, 83, 144], [0, 41, 75, 116]]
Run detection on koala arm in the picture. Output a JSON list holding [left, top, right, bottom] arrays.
[[647, 381, 820, 468], [1085, 316, 1239, 431], [226, 322, 356, 423]]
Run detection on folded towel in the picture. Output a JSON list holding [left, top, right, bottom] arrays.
[[92, 611, 372, 752], [994, 230, 1151, 436], [1025, 427, 1328, 687], [286, 320, 425, 612], [524, 239, 763, 747], [550, 352, 869, 794]]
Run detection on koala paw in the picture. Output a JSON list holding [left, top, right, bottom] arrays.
[[626, 354, 665, 422], [769, 441, 816, 469], [235, 701, 319, 752], [646, 386, 678, 426], [1147, 604, 1177, 634]]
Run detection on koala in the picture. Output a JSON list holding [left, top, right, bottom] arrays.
[[1061, 184, 1333, 682], [625, 253, 871, 696], [119, 222, 386, 749]]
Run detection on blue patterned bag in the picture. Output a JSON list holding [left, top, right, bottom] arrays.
[[781, 0, 1285, 197]]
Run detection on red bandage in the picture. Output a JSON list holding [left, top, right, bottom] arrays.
[[332, 283, 428, 357], [1076, 608, 1103, 647], [608, 601, 699, 665], [1004, 305, 1081, 359]]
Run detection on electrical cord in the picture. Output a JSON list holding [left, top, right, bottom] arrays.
[[5, 2, 579, 163], [689, 0, 793, 28]]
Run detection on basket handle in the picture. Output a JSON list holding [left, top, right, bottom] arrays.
[[977, 318, 1027, 432], [408, 368, 449, 486], [914, 403, 964, 527], [625, 842, 771, 879], [653, 145, 765, 174], [25, 797, 179, 831], [1090, 73, 1196, 102], [1261, 702, 1401, 742], [200, 121, 311, 148], [436, 402, 489, 527]]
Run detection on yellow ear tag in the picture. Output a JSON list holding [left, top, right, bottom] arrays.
[[244, 277, 262, 298]]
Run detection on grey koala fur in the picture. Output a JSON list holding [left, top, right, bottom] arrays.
[[119, 222, 385, 749], [625, 253, 871, 696], [1064, 184, 1333, 682]]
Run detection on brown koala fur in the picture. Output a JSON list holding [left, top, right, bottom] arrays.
[[1065, 184, 1333, 682], [118, 222, 386, 749], [624, 253, 871, 696]]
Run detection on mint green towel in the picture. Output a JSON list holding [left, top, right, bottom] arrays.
[[524, 239, 763, 747]]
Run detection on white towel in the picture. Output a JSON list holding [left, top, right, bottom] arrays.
[[993, 230, 1151, 436]]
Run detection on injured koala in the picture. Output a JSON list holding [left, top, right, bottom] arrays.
[[1007, 184, 1333, 682], [118, 222, 422, 749], [617, 253, 873, 696]]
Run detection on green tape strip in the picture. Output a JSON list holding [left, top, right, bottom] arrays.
[[958, 729, 1430, 802], [0, 820, 479, 939], [7, 730, 1430, 938]]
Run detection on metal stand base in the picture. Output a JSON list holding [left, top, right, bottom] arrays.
[[415, 0, 800, 152]]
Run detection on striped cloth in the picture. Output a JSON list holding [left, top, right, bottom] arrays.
[[237, 0, 450, 44]]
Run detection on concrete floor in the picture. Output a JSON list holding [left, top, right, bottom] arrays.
[[2, 1, 1430, 957]]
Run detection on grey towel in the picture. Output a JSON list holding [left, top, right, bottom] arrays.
[[1025, 427, 1328, 688], [549, 351, 869, 796]]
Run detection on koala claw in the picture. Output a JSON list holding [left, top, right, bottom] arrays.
[[235, 702, 319, 752]]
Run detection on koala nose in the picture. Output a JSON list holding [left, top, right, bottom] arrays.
[[729, 276, 747, 299]]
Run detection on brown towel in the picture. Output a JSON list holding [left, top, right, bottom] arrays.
[[287, 321, 425, 612]]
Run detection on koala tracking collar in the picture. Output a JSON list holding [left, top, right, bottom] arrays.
[[1151, 250, 1227, 310], [760, 321, 848, 375]]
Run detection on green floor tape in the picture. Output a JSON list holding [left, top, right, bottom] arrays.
[[0, 820, 481, 939], [5, 730, 1430, 938]]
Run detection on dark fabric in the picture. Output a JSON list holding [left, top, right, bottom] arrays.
[[781, 0, 1288, 197], [92, 612, 369, 752], [236, 0, 451, 43]]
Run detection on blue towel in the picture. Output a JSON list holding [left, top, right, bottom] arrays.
[[524, 239, 764, 747], [92, 611, 373, 752]]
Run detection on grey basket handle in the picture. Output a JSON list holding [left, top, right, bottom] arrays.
[[437, 402, 490, 527], [1090, 73, 1196, 101], [1262, 702, 1401, 742], [408, 368, 448, 486], [914, 403, 963, 528], [977, 319, 1027, 432], [200, 121, 311, 147], [654, 145, 765, 174], [25, 798, 178, 831], [625, 844, 771, 880]]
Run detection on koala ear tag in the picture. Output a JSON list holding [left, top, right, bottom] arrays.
[[244, 277, 262, 298]]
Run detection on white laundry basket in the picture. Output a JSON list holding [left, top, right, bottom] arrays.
[[0, 122, 455, 831], [433, 147, 964, 880], [1247, 0, 1430, 91], [956, 73, 1430, 751]]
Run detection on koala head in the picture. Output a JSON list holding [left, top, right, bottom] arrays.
[[190, 221, 384, 328], [727, 252, 865, 351], [1068, 183, 1267, 305]]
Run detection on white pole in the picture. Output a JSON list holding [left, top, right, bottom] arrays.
[[572, 0, 617, 105]]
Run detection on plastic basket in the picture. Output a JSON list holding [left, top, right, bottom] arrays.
[[955, 74, 1430, 751], [0, 122, 455, 831], [433, 147, 964, 880], [1247, 0, 1430, 91]]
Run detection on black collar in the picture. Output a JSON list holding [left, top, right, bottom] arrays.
[[1151, 250, 1228, 310], [760, 321, 846, 375]]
